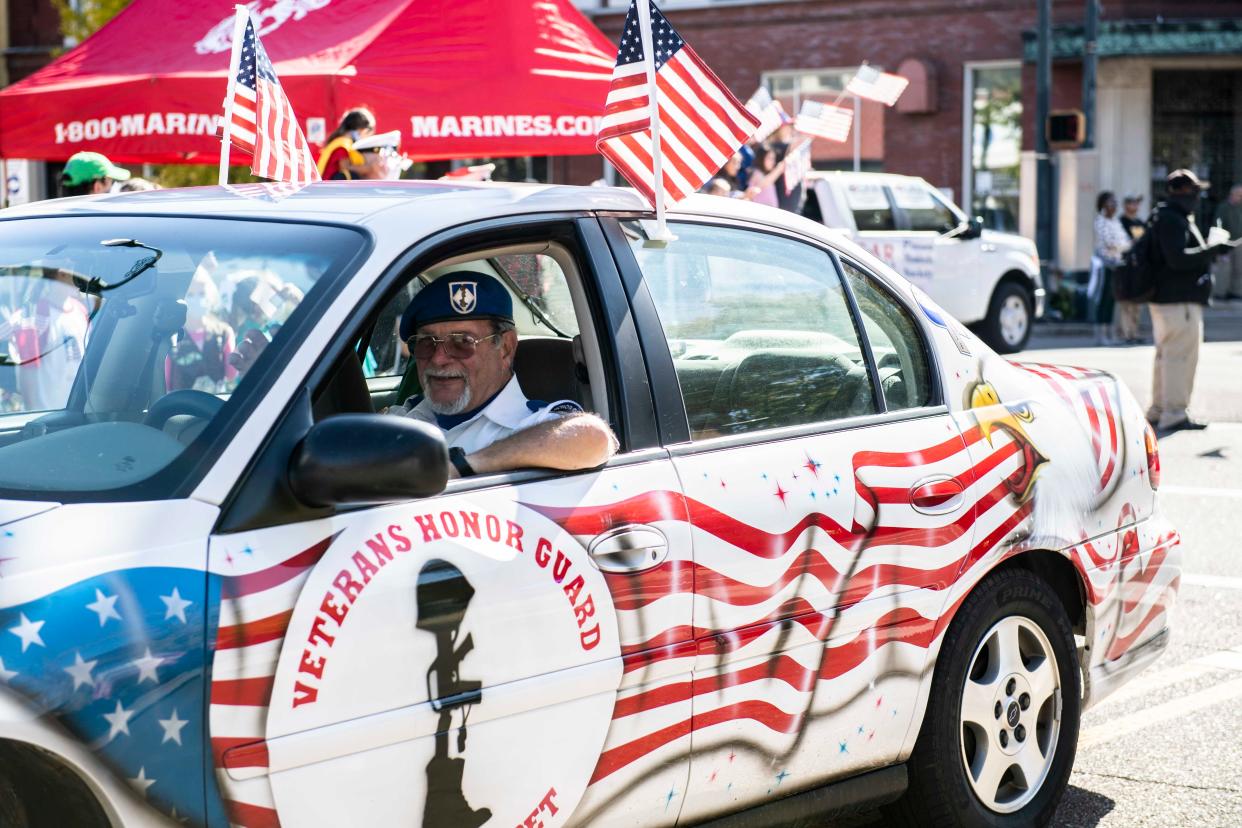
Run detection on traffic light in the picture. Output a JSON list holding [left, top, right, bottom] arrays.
[[1047, 110, 1085, 148]]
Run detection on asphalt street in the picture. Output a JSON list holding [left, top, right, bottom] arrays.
[[841, 303, 1242, 827]]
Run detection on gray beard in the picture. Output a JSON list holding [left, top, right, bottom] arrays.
[[422, 370, 472, 416]]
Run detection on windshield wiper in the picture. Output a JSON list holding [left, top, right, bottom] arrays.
[[74, 238, 164, 296]]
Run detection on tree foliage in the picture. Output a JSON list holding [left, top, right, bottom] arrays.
[[51, 0, 134, 47]]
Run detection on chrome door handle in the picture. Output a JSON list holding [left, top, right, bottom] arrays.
[[909, 475, 965, 515], [588, 524, 668, 573]]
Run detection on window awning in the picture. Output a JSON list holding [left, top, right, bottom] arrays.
[[1022, 18, 1242, 62]]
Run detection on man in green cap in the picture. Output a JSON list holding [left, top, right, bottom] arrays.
[[58, 151, 131, 197]]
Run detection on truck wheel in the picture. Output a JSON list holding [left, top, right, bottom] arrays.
[[886, 569, 1080, 827], [981, 283, 1032, 353]]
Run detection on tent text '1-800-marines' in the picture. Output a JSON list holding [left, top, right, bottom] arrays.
[[0, 0, 618, 165]]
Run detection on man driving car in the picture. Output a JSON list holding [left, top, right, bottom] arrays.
[[388, 272, 617, 478]]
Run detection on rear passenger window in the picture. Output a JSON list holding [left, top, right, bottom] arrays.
[[840, 260, 933, 411], [624, 221, 877, 440], [844, 182, 896, 231]]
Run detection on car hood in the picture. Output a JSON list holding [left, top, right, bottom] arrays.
[[981, 229, 1037, 253], [0, 499, 59, 528]]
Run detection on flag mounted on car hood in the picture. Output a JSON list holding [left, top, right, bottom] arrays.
[[597, 0, 758, 208]]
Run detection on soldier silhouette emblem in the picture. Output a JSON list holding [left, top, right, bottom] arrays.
[[416, 558, 492, 827]]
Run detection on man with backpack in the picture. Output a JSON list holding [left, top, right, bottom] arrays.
[[1145, 169, 1230, 433]]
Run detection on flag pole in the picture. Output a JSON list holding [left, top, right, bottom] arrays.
[[636, 0, 674, 242], [853, 94, 861, 172], [218, 6, 249, 186]]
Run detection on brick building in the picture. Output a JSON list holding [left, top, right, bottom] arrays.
[[572, 0, 1242, 269], [1, 0, 58, 88], [1, 0, 60, 202]]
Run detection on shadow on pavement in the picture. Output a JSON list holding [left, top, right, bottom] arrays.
[[1052, 785, 1116, 827]]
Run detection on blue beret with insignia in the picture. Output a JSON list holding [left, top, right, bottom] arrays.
[[400, 271, 514, 341]]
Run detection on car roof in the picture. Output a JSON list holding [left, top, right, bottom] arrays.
[[0, 179, 887, 283], [805, 170, 927, 186], [1, 179, 853, 240]]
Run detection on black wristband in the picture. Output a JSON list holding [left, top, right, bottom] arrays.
[[449, 446, 476, 477]]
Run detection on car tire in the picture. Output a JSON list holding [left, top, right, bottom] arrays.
[[0, 768, 28, 828], [886, 569, 1080, 828], [980, 282, 1033, 354]]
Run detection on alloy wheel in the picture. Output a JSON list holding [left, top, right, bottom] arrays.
[[999, 294, 1029, 347], [959, 615, 1061, 814]]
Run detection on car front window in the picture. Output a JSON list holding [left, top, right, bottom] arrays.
[[0, 215, 365, 498]]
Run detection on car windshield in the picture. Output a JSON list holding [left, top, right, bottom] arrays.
[[0, 215, 366, 498]]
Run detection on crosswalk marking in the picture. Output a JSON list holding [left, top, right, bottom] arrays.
[[1078, 675, 1242, 750], [1182, 573, 1242, 591]]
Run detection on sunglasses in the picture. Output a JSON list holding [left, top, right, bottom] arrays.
[[408, 331, 502, 360]]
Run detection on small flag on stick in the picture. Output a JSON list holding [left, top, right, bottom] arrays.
[[783, 139, 813, 195], [795, 100, 854, 143], [746, 87, 787, 144], [219, 5, 319, 186], [846, 64, 909, 107], [597, 0, 759, 214]]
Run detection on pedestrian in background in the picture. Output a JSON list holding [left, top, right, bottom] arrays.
[[118, 177, 159, 192], [57, 151, 130, 197], [1146, 169, 1230, 433], [1091, 190, 1129, 345], [1212, 183, 1242, 301], [316, 108, 383, 181], [1116, 194, 1146, 342], [743, 144, 780, 207]]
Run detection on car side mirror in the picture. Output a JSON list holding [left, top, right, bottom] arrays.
[[289, 414, 448, 507], [956, 215, 985, 240]]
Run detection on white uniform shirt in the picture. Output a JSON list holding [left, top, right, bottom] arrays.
[[390, 374, 582, 454]]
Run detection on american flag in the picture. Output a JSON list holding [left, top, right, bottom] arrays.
[[224, 11, 320, 185], [795, 100, 854, 143], [0, 564, 216, 825], [846, 65, 909, 107], [597, 1, 759, 207], [783, 139, 812, 195], [1016, 362, 1126, 501], [745, 86, 786, 144], [525, 419, 1033, 790]]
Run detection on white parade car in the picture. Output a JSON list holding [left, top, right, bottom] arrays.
[[804, 171, 1045, 353], [0, 182, 1176, 828]]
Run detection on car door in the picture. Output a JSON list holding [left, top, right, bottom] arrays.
[[203, 217, 694, 828], [888, 178, 981, 323], [605, 217, 979, 823]]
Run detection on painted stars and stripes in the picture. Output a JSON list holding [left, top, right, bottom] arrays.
[[845, 65, 909, 107], [209, 534, 338, 828], [527, 419, 1041, 787], [224, 10, 319, 185], [597, 0, 759, 207], [0, 568, 210, 825], [795, 100, 854, 143], [1016, 362, 1125, 498]]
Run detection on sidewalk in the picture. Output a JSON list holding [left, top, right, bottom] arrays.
[[1029, 299, 1242, 350]]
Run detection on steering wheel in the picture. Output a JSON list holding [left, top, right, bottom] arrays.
[[143, 389, 225, 430]]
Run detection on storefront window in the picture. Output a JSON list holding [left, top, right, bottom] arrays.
[[966, 63, 1022, 233]]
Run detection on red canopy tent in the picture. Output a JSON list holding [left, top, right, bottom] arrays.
[[0, 0, 617, 164]]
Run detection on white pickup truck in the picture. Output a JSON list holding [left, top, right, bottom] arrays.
[[804, 171, 1044, 353]]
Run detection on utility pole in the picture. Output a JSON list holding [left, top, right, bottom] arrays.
[[1082, 0, 1098, 149], [1035, 0, 1054, 268]]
